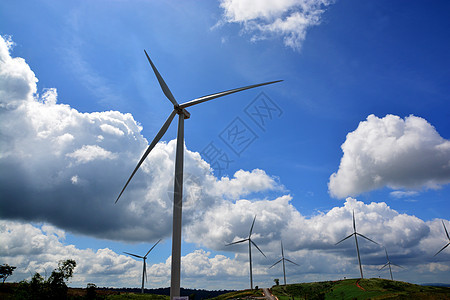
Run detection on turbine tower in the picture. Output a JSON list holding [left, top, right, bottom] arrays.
[[379, 246, 402, 281], [335, 210, 379, 279], [124, 239, 161, 293], [269, 240, 299, 286], [115, 50, 281, 299], [434, 220, 450, 257], [226, 215, 266, 290]]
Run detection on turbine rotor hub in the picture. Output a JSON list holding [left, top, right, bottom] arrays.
[[175, 106, 190, 119]]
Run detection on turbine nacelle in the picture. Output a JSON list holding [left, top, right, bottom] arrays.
[[175, 106, 190, 119]]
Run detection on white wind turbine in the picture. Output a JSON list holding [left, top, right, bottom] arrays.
[[226, 215, 266, 290], [124, 239, 161, 293], [434, 221, 450, 257], [379, 246, 403, 281], [335, 210, 379, 279], [269, 240, 299, 286], [115, 50, 281, 299]]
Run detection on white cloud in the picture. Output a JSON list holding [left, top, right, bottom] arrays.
[[66, 145, 117, 164], [328, 114, 450, 199], [0, 35, 37, 106], [2, 197, 449, 289], [0, 35, 283, 243], [0, 35, 449, 288], [100, 123, 125, 136], [214, 169, 281, 198], [390, 190, 419, 198], [218, 0, 335, 51], [0, 220, 143, 287]]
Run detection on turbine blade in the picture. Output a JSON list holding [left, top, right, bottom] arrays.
[[285, 258, 299, 266], [443, 221, 450, 240], [144, 50, 178, 107], [281, 241, 285, 258], [335, 233, 354, 245], [115, 110, 176, 203], [269, 259, 282, 269], [379, 263, 389, 271], [249, 215, 257, 237], [251, 240, 266, 258], [179, 80, 283, 109], [352, 210, 356, 232], [356, 233, 379, 245], [434, 242, 450, 257], [226, 239, 248, 246], [391, 263, 404, 269], [124, 252, 144, 259], [283, 258, 295, 266], [144, 239, 162, 258]]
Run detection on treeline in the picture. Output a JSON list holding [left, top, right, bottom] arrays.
[[9, 259, 80, 300], [95, 287, 236, 299]]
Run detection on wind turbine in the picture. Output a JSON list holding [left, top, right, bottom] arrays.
[[434, 221, 450, 257], [226, 215, 266, 290], [335, 210, 379, 279], [124, 239, 161, 294], [115, 50, 281, 299], [269, 241, 299, 286], [379, 246, 402, 281]]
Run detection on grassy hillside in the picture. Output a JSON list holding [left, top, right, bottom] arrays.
[[270, 278, 450, 300], [2, 279, 449, 299], [211, 289, 265, 300]]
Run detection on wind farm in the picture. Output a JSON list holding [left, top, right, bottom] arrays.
[[1, 0, 450, 296]]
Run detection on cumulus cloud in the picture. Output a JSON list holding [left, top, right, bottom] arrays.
[[218, 0, 335, 50], [0, 219, 266, 289], [0, 35, 281, 243], [185, 195, 450, 285], [0, 35, 37, 106], [0, 220, 141, 287], [329, 114, 450, 199], [2, 197, 449, 288]]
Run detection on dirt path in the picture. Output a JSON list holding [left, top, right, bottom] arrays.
[[356, 279, 366, 290], [262, 288, 277, 300]]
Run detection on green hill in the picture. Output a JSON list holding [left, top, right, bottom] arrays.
[[270, 278, 450, 300]]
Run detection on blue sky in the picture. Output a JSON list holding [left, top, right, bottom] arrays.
[[1, 0, 449, 290]]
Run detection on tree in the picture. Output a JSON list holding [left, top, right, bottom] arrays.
[[47, 259, 77, 299], [56, 259, 77, 280], [274, 278, 280, 286], [0, 264, 16, 283], [14, 259, 77, 300], [86, 283, 97, 299]]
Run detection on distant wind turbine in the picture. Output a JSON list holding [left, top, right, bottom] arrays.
[[335, 210, 379, 279], [115, 50, 281, 299], [379, 246, 403, 280], [269, 241, 299, 286], [124, 239, 161, 293], [434, 221, 450, 257], [226, 215, 266, 290]]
